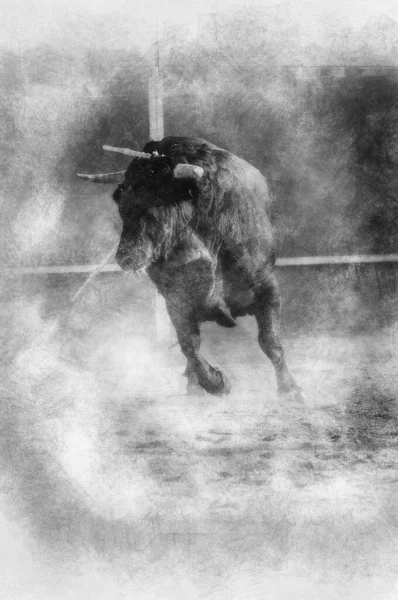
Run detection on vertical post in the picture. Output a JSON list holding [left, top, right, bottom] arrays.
[[148, 20, 173, 345], [148, 76, 164, 141], [148, 19, 164, 141]]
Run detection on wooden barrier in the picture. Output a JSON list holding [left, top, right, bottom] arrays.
[[2, 254, 398, 276], [1, 255, 396, 343]]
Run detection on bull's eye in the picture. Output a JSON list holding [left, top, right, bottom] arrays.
[[145, 214, 160, 230], [112, 185, 123, 204]]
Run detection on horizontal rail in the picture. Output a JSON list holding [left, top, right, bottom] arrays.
[[0, 264, 122, 275], [2, 255, 398, 276], [276, 254, 398, 266]]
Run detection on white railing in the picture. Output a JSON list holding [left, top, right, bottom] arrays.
[[2, 254, 398, 275]]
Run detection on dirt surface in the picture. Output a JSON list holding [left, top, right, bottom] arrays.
[[1, 275, 398, 599]]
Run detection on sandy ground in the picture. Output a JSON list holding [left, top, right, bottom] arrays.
[[1, 273, 398, 599]]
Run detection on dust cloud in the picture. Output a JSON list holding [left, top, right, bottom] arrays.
[[1, 276, 398, 599], [1, 1, 398, 598]]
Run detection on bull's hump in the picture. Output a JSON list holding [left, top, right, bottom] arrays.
[[143, 137, 236, 168], [143, 137, 259, 175], [145, 136, 222, 154], [142, 136, 269, 200]]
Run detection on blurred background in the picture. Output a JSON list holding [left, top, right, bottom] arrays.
[[2, 1, 398, 599], [2, 0, 398, 330], [2, 0, 398, 265]]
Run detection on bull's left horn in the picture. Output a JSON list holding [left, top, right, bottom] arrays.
[[173, 164, 204, 180], [76, 171, 126, 183], [103, 145, 152, 159]]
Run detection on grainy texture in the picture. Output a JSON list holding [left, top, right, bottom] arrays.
[[1, 275, 398, 599], [2, 1, 398, 598]]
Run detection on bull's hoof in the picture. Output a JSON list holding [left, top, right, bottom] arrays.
[[201, 369, 231, 396], [278, 386, 306, 404]]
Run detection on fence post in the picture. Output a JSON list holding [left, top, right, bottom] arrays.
[[148, 20, 174, 344]]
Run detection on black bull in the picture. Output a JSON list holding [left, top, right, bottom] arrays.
[[78, 136, 303, 400]]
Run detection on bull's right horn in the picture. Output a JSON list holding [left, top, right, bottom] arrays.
[[103, 145, 152, 159], [76, 171, 126, 183], [173, 164, 204, 180]]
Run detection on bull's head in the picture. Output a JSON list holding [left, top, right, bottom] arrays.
[[77, 145, 204, 272]]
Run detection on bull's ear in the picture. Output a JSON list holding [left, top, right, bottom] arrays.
[[173, 164, 204, 180]]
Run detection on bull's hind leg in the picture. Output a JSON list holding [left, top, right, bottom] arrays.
[[254, 274, 304, 402], [166, 304, 230, 395]]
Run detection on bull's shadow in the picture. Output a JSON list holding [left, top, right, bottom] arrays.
[[78, 136, 304, 402]]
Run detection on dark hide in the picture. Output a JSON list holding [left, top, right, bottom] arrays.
[[113, 136, 303, 399]]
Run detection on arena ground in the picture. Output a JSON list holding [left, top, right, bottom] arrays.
[[0, 271, 398, 599]]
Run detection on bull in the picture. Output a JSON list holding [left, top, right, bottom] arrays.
[[77, 136, 303, 400]]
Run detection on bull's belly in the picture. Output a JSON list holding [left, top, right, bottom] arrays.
[[217, 242, 273, 318], [149, 258, 258, 323], [223, 285, 256, 318]]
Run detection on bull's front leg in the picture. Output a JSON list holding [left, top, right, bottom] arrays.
[[166, 303, 230, 396]]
